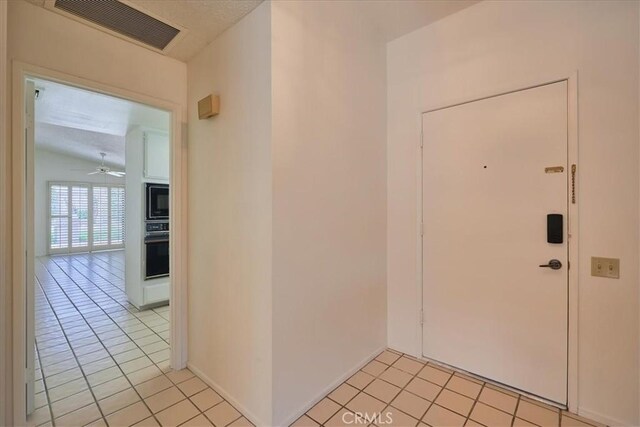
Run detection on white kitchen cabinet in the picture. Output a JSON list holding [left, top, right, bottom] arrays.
[[126, 127, 170, 309], [144, 130, 169, 181]]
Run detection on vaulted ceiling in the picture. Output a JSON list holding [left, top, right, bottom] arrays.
[[33, 78, 170, 168]]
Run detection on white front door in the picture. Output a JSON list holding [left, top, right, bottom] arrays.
[[422, 81, 569, 404]]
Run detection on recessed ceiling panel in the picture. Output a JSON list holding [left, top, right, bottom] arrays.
[[54, 0, 180, 50]]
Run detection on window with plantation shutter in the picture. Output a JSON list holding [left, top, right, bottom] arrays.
[[48, 182, 125, 254], [49, 184, 69, 250], [71, 185, 89, 248], [92, 186, 110, 246], [110, 187, 125, 245]]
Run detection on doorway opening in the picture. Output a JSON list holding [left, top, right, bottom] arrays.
[[23, 76, 176, 425]]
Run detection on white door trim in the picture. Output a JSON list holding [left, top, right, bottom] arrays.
[[25, 79, 35, 416], [0, 2, 9, 425], [417, 73, 579, 413], [10, 60, 188, 425]]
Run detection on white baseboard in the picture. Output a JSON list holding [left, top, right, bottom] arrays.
[[578, 407, 630, 427], [280, 345, 386, 427], [187, 363, 266, 427], [189, 346, 387, 426]]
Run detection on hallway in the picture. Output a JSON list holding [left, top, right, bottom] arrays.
[[29, 252, 251, 427]]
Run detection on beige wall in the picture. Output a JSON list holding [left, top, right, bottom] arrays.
[[387, 1, 639, 425], [4, 1, 187, 425], [0, 0, 8, 424], [7, 1, 187, 111], [187, 2, 387, 423], [271, 1, 387, 424], [186, 2, 273, 425]]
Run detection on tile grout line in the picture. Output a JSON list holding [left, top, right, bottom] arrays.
[[40, 253, 246, 427], [302, 350, 586, 427], [70, 253, 123, 284], [42, 256, 167, 426], [33, 331, 56, 426], [39, 253, 592, 427], [316, 355, 450, 427], [33, 263, 107, 426], [311, 355, 431, 426], [52, 255, 133, 313], [53, 254, 171, 346], [511, 395, 522, 427], [421, 363, 457, 426], [316, 358, 400, 424], [66, 254, 127, 299], [464, 382, 487, 426], [377, 364, 426, 427], [49, 256, 170, 359]]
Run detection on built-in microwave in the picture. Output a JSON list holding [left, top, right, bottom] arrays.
[[145, 183, 169, 220]]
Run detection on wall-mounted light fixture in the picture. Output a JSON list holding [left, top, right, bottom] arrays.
[[198, 94, 220, 119]]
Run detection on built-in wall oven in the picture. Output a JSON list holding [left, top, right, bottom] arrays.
[[146, 183, 169, 220], [144, 221, 169, 279]]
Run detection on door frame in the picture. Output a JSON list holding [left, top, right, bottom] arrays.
[[10, 61, 188, 425], [417, 73, 579, 412]]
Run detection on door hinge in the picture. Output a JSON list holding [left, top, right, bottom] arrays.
[[420, 309, 424, 325], [420, 222, 424, 236]]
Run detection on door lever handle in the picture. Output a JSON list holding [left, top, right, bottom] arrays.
[[539, 259, 562, 270]]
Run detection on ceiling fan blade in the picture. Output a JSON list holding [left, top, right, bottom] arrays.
[[107, 171, 125, 177], [87, 171, 101, 175]]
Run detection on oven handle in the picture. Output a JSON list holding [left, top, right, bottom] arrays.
[[144, 238, 169, 244]]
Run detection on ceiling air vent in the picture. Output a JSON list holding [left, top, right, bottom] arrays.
[[54, 0, 180, 50]]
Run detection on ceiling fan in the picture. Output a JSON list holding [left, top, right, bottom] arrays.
[[86, 152, 125, 177]]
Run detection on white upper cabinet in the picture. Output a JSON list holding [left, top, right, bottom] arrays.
[[144, 130, 169, 181]]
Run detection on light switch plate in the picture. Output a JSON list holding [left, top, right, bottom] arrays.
[[591, 257, 620, 279]]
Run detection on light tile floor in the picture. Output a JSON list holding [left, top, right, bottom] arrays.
[[30, 252, 607, 427], [29, 251, 252, 427], [294, 349, 606, 427]]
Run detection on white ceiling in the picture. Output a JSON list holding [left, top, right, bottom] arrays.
[[24, 0, 263, 62], [24, 0, 477, 61], [36, 123, 127, 168], [33, 78, 170, 168], [364, 0, 480, 42], [127, 0, 263, 62]]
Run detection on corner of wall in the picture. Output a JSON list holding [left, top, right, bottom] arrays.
[[0, 0, 11, 424], [185, 0, 273, 424]]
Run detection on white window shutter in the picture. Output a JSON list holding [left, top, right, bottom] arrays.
[[92, 186, 110, 246], [49, 182, 125, 253], [71, 185, 89, 248]]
